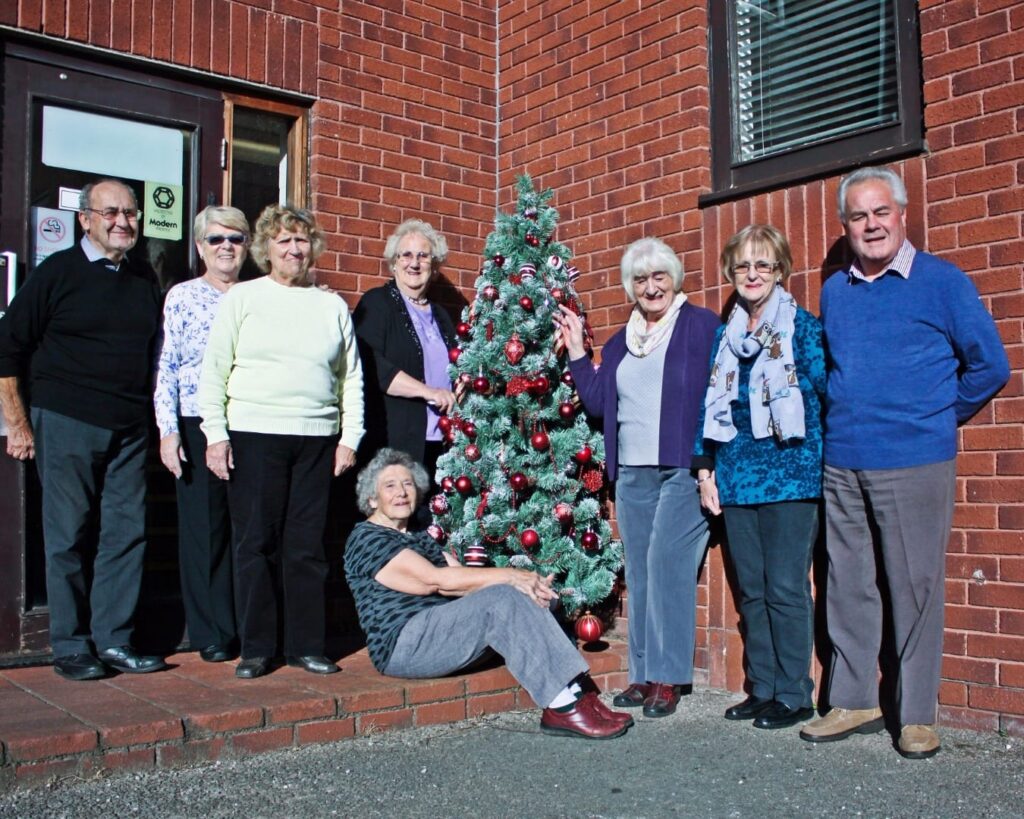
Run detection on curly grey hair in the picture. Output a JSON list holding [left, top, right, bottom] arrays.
[[837, 166, 908, 223], [355, 448, 431, 517], [383, 219, 449, 273]]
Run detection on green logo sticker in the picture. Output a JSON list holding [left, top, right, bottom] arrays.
[[143, 181, 183, 241]]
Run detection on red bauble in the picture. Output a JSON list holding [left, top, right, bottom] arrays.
[[441, 476, 455, 494], [558, 401, 575, 421], [462, 421, 477, 440], [581, 530, 599, 551], [520, 529, 540, 550], [464, 544, 488, 567], [455, 475, 474, 495], [519, 296, 534, 311], [554, 502, 574, 525], [456, 321, 472, 338], [448, 348, 462, 364], [561, 371, 574, 386], [574, 445, 593, 464], [509, 273, 522, 285], [472, 375, 490, 394], [504, 335, 526, 365], [507, 375, 532, 396], [427, 524, 446, 544], [509, 472, 529, 492], [465, 444, 481, 462], [444, 428, 457, 444], [438, 416, 453, 435], [575, 611, 603, 643], [530, 431, 550, 451], [582, 468, 604, 492], [492, 254, 505, 267], [525, 233, 540, 247], [482, 285, 499, 301], [430, 495, 449, 515], [529, 375, 550, 396], [551, 287, 565, 303]]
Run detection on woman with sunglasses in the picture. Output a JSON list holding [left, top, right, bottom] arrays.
[[353, 219, 456, 488], [694, 225, 826, 730], [154, 205, 250, 663], [198, 205, 364, 679]]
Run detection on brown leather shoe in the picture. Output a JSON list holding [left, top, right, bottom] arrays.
[[541, 695, 630, 739], [898, 724, 940, 759], [800, 707, 884, 743], [642, 682, 682, 718], [612, 683, 650, 708], [581, 691, 634, 728]]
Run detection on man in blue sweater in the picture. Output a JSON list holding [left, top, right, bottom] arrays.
[[800, 167, 1009, 759], [0, 179, 166, 680]]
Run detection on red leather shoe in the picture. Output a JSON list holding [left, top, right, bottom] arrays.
[[541, 695, 630, 739], [642, 682, 681, 718], [581, 691, 635, 728], [612, 683, 650, 708]]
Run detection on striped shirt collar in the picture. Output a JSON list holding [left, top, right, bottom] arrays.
[[848, 239, 916, 282]]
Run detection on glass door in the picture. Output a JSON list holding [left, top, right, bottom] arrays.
[[0, 43, 224, 660]]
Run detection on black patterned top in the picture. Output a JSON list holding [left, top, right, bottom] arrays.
[[344, 521, 450, 671]]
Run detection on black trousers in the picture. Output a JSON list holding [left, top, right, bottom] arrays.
[[177, 417, 236, 649], [227, 431, 336, 658]]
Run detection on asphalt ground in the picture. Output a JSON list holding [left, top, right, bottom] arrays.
[[2, 687, 1021, 819]]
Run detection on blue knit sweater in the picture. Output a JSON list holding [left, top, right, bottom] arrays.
[[694, 307, 826, 505], [821, 250, 1009, 470]]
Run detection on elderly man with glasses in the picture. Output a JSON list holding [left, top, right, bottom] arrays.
[[0, 178, 166, 680]]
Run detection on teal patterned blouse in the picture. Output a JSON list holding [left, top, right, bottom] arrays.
[[694, 306, 826, 506]]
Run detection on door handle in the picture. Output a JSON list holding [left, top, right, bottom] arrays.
[[1, 251, 17, 313]]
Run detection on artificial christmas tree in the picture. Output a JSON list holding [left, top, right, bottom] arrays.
[[430, 175, 623, 623]]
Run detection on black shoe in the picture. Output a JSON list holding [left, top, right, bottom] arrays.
[[199, 644, 235, 663], [98, 646, 168, 674], [287, 655, 339, 674], [235, 657, 272, 679], [53, 653, 107, 681], [753, 701, 816, 730], [724, 695, 774, 721]]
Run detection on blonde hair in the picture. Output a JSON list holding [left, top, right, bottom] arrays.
[[250, 205, 326, 273]]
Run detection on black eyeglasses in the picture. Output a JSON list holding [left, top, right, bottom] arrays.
[[84, 207, 142, 221], [204, 234, 247, 246]]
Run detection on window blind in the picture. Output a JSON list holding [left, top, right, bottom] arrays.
[[731, 0, 899, 163]]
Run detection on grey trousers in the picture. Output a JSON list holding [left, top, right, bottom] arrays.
[[384, 585, 589, 709], [615, 465, 709, 685], [822, 459, 956, 725], [32, 407, 149, 656]]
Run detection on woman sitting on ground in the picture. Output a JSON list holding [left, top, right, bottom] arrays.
[[343, 448, 633, 740]]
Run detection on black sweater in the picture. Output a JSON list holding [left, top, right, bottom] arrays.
[[352, 281, 456, 463], [0, 244, 161, 430]]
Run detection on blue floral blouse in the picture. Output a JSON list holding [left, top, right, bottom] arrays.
[[154, 277, 226, 438]]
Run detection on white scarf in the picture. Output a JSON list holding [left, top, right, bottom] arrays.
[[625, 294, 686, 357]]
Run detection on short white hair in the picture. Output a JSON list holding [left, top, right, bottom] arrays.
[[619, 237, 683, 302], [384, 219, 449, 272], [838, 167, 908, 224]]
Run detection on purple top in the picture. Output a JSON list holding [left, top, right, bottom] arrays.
[[401, 293, 450, 441], [570, 302, 720, 481]]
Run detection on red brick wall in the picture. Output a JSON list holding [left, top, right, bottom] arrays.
[[3, 0, 498, 304], [498, 0, 1024, 733], [6, 0, 1023, 732]]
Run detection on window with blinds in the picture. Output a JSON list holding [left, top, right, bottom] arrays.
[[703, 0, 923, 205]]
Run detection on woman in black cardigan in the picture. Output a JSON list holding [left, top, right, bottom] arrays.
[[353, 219, 456, 482]]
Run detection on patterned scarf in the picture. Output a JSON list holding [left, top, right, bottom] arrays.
[[625, 293, 686, 357], [702, 286, 805, 443]]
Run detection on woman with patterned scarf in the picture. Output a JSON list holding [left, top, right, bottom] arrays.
[[555, 237, 719, 719], [694, 224, 826, 730]]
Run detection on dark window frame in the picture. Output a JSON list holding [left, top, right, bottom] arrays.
[[701, 0, 924, 206]]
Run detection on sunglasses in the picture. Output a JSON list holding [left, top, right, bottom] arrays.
[[204, 234, 246, 246]]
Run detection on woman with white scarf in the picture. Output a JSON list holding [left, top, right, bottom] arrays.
[[555, 237, 719, 719], [694, 225, 826, 731]]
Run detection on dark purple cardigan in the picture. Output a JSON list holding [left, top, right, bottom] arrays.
[[569, 302, 720, 481]]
